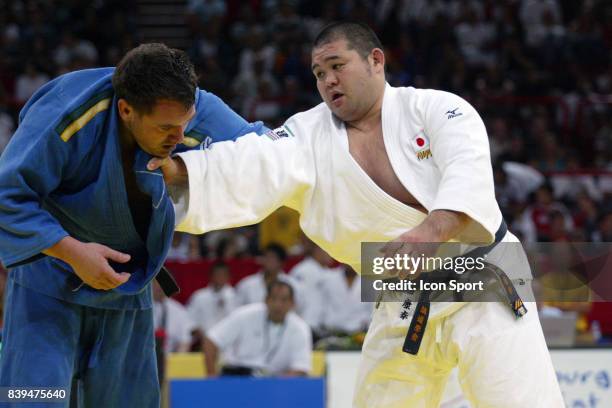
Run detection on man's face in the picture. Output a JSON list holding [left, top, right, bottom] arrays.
[[311, 38, 382, 122], [210, 267, 230, 287], [266, 285, 294, 322], [119, 98, 196, 158], [262, 250, 283, 274]]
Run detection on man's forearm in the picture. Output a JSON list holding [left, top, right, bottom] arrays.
[[403, 210, 469, 242], [42, 236, 80, 264], [169, 156, 189, 188], [203, 337, 219, 377]]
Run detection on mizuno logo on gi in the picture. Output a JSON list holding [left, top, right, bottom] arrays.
[[446, 108, 463, 119]]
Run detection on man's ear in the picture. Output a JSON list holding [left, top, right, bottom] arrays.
[[370, 48, 385, 72], [117, 98, 134, 122]]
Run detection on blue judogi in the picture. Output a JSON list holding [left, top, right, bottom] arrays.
[[0, 68, 265, 406]]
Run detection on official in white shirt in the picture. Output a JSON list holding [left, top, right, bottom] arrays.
[[187, 262, 238, 333], [203, 280, 312, 377]]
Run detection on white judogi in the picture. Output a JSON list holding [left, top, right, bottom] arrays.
[[173, 84, 564, 407], [187, 285, 238, 333]]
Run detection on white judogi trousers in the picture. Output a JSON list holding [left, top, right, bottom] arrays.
[[354, 300, 565, 408]]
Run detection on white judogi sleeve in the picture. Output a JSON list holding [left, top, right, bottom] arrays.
[[420, 90, 501, 243], [174, 126, 314, 234]]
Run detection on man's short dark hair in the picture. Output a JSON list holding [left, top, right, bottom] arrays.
[[313, 21, 383, 60], [112, 43, 198, 113], [266, 280, 294, 301], [264, 243, 287, 262]]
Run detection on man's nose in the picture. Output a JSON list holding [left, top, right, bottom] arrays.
[[325, 72, 338, 87], [170, 127, 185, 144]]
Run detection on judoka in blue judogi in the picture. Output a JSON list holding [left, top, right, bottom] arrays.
[[0, 45, 265, 407]]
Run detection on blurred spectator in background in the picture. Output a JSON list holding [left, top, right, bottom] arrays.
[[0, 87, 14, 155], [53, 30, 98, 72], [289, 239, 334, 329], [236, 243, 300, 306], [494, 161, 544, 222], [516, 183, 574, 242], [454, 4, 497, 68], [167, 232, 201, 262], [15, 62, 49, 105], [519, 0, 563, 48], [593, 211, 612, 242], [202, 229, 251, 260], [203, 281, 312, 377], [187, 262, 238, 334], [153, 281, 196, 354], [187, 0, 227, 25], [317, 265, 372, 336]]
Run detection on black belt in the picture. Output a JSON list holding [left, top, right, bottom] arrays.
[[402, 220, 527, 355], [156, 266, 180, 297]]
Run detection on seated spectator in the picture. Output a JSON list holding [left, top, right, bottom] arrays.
[[318, 265, 372, 335], [167, 232, 201, 261], [236, 243, 300, 305], [153, 280, 196, 353], [289, 239, 334, 329], [187, 262, 238, 334], [289, 239, 333, 285], [167, 232, 191, 261], [203, 281, 312, 377], [515, 183, 573, 242]]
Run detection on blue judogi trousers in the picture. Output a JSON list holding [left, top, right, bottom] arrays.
[[0, 278, 159, 407]]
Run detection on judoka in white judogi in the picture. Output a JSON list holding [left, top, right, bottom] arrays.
[[171, 84, 563, 407], [161, 24, 564, 407]]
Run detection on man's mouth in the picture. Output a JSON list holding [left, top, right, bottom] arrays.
[[331, 92, 344, 101], [162, 144, 176, 153], [330, 92, 344, 106]]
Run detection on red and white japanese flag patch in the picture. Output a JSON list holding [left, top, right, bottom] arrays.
[[411, 131, 432, 161]]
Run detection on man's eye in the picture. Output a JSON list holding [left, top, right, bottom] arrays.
[[332, 64, 343, 70], [315, 71, 324, 80], [160, 126, 172, 131]]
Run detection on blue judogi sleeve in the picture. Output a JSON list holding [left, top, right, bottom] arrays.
[[0, 101, 67, 266], [0, 79, 101, 268]]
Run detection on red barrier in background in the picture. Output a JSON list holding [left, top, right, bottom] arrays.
[[165, 257, 303, 304]]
